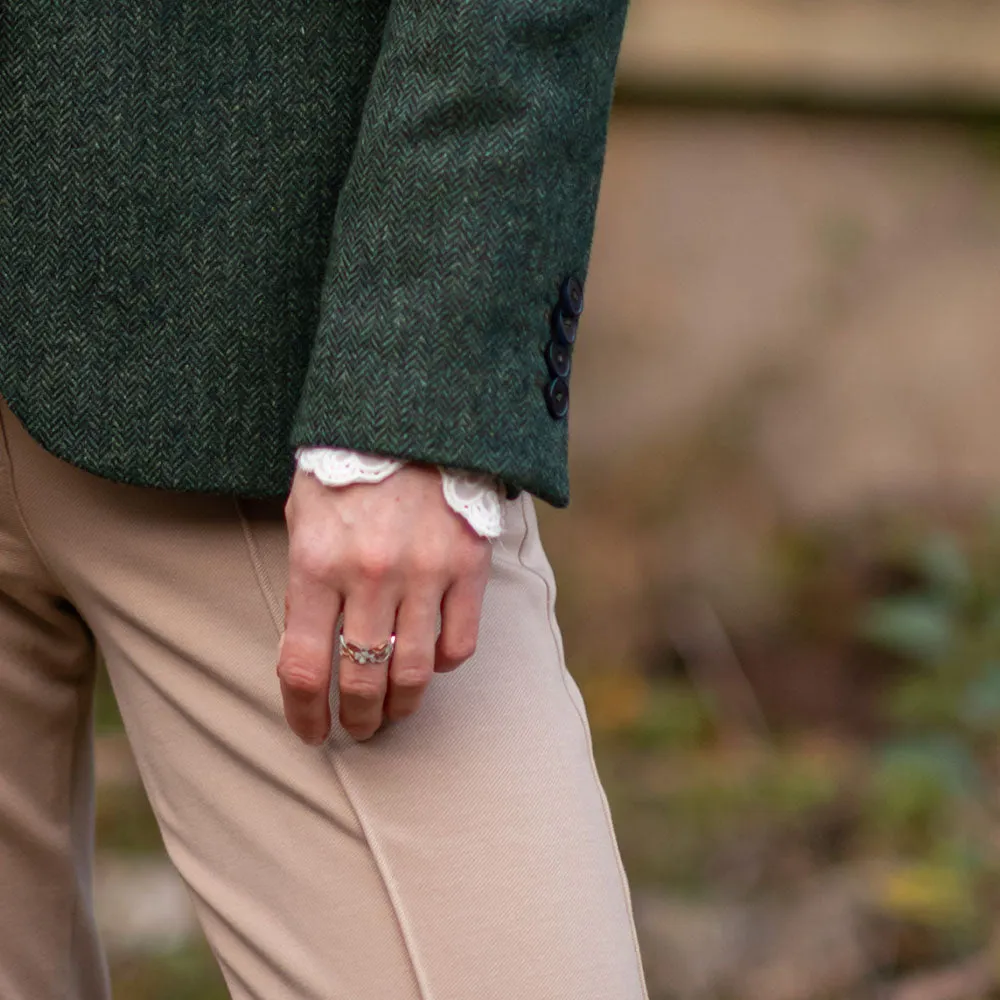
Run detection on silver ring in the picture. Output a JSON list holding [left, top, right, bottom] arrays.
[[338, 632, 396, 666]]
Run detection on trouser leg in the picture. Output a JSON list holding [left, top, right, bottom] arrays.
[[0, 404, 107, 1000], [1, 396, 648, 1000]]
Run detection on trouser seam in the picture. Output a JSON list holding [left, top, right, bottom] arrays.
[[234, 498, 435, 1000], [323, 772, 436, 1000], [515, 496, 650, 999], [234, 498, 285, 633]]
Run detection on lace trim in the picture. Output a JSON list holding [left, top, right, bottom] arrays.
[[294, 447, 504, 539], [440, 468, 504, 539], [295, 447, 404, 485]]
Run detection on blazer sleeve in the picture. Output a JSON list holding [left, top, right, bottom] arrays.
[[289, 0, 631, 508]]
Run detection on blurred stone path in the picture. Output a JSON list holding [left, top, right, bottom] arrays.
[[94, 735, 198, 959]]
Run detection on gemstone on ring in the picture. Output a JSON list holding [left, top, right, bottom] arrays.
[[338, 632, 396, 666]]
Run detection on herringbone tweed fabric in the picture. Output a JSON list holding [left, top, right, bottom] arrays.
[[0, 1, 628, 507]]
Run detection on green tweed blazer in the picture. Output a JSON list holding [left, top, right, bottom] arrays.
[[0, 2, 629, 507]]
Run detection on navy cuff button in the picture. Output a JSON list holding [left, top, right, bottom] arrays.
[[544, 376, 570, 420], [545, 340, 572, 379], [551, 306, 578, 347], [559, 277, 584, 319]]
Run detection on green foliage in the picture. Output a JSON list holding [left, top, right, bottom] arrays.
[[858, 528, 1000, 735], [856, 524, 1000, 908], [913, 533, 973, 605], [110, 941, 228, 1000], [94, 662, 124, 735], [622, 684, 717, 752], [857, 531, 973, 666], [867, 737, 980, 848], [876, 854, 983, 941], [96, 785, 164, 855], [957, 663, 1000, 732], [859, 596, 956, 664], [603, 739, 851, 892]]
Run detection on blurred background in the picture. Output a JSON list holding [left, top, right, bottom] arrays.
[[95, 2, 1000, 997]]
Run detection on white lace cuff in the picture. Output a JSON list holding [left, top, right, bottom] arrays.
[[294, 447, 504, 540]]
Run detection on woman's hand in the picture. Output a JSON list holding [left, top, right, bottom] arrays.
[[279, 463, 492, 743]]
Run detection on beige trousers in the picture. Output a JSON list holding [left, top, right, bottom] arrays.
[[0, 396, 647, 1000]]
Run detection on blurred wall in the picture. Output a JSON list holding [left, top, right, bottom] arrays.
[[579, 108, 1000, 521]]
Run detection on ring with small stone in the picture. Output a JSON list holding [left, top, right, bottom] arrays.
[[338, 632, 396, 666]]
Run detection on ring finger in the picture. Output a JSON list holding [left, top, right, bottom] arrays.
[[338, 593, 399, 741]]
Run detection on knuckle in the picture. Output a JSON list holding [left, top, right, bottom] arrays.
[[409, 538, 450, 575], [340, 675, 385, 701], [392, 663, 432, 691], [410, 551, 450, 583], [457, 542, 490, 576], [354, 544, 396, 582], [292, 543, 336, 582], [277, 657, 328, 696]]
